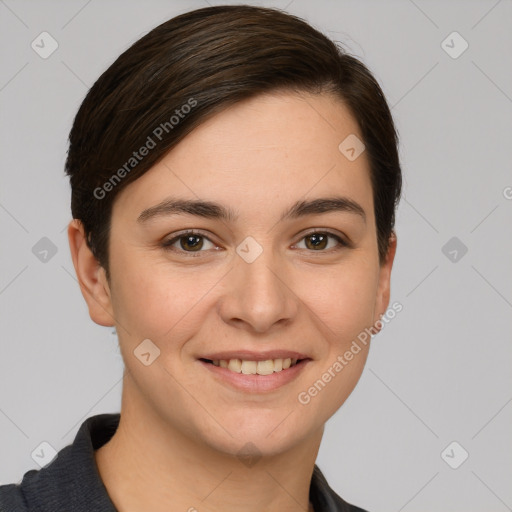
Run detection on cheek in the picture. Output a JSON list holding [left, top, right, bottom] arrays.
[[289, 260, 377, 412], [108, 249, 222, 342], [296, 258, 379, 341], [295, 269, 375, 424], [299, 350, 370, 431]]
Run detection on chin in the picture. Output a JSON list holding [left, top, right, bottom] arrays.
[[200, 409, 314, 458]]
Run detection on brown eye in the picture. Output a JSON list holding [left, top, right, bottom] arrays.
[[305, 233, 328, 250], [179, 234, 204, 251], [296, 232, 346, 251], [162, 231, 215, 255]]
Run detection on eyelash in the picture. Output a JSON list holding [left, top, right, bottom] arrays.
[[161, 229, 349, 257]]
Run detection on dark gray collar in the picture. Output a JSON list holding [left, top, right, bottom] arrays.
[[1, 413, 367, 512]]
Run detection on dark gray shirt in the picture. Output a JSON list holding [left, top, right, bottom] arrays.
[[0, 413, 368, 512]]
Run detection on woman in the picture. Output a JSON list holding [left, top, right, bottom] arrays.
[[0, 5, 401, 511]]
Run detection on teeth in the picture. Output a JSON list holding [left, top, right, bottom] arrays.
[[256, 360, 275, 376], [241, 360, 257, 374], [209, 357, 301, 375], [228, 359, 242, 373]]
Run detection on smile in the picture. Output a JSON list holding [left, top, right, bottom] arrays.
[[201, 357, 301, 375], [199, 356, 311, 393]]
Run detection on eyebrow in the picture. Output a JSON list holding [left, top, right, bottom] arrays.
[[137, 195, 366, 224]]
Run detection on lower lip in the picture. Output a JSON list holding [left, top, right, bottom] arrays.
[[199, 359, 311, 393]]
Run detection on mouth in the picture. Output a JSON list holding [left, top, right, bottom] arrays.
[[198, 353, 312, 393], [199, 357, 308, 376]]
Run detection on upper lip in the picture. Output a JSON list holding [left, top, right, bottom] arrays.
[[199, 350, 310, 362]]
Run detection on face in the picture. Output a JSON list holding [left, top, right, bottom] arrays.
[[74, 91, 395, 458]]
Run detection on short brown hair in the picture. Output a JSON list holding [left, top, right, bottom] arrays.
[[65, 4, 402, 278]]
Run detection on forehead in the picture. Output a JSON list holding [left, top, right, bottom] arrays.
[[113, 90, 373, 223], [169, 90, 365, 173]]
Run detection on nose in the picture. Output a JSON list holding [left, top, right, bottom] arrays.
[[218, 246, 299, 334]]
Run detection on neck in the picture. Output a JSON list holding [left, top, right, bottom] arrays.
[[94, 374, 323, 512]]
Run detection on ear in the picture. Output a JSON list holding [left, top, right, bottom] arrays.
[[373, 232, 397, 331], [67, 219, 115, 327]]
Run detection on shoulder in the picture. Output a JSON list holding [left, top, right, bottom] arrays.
[[0, 442, 76, 511], [311, 465, 370, 512], [0, 413, 120, 512], [0, 478, 32, 511]]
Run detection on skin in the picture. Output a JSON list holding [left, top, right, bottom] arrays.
[[68, 90, 397, 512]]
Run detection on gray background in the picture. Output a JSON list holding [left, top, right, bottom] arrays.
[[1, 1, 511, 511]]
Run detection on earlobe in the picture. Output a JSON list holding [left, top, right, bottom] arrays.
[[67, 219, 115, 327]]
